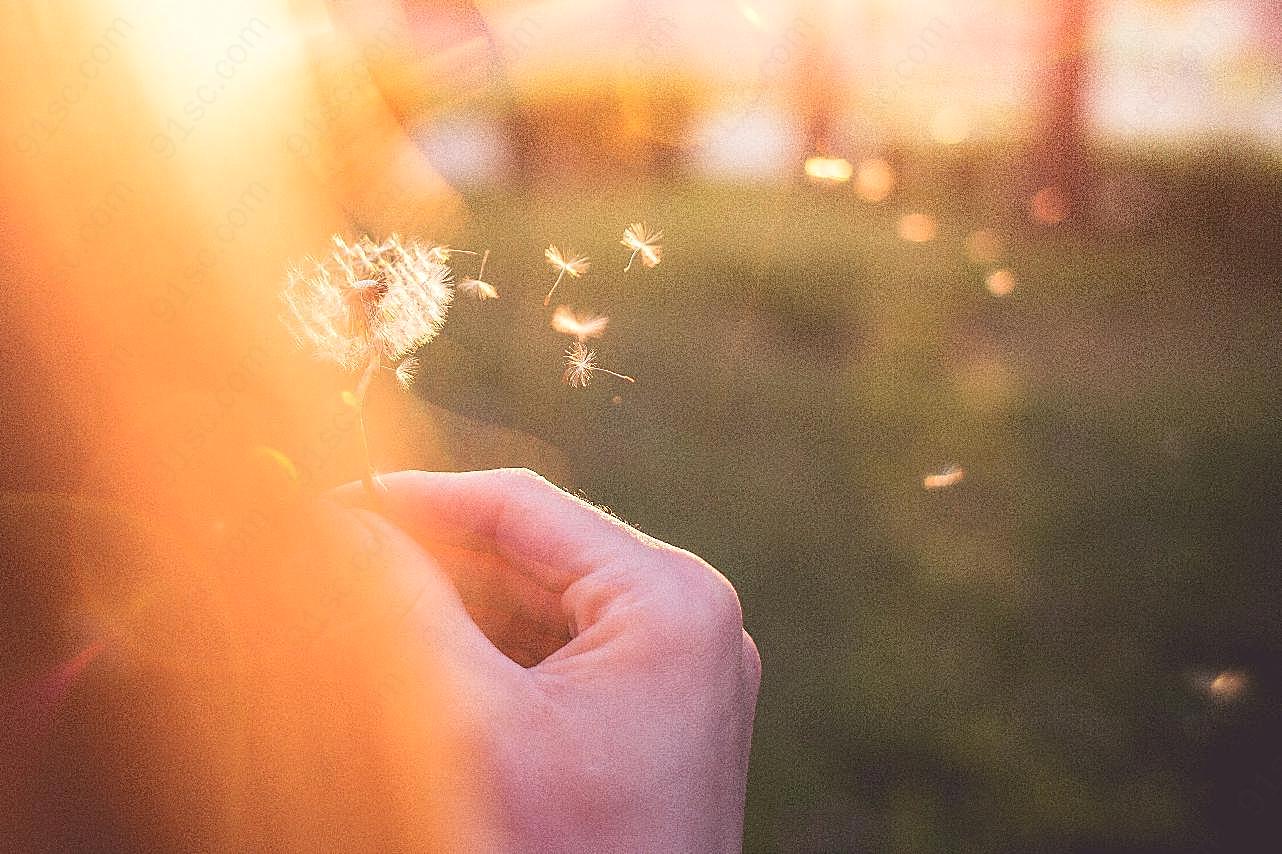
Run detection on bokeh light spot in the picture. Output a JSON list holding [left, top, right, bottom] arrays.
[[1208, 670, 1250, 702], [804, 155, 853, 183], [986, 268, 1016, 297], [855, 157, 895, 203], [1031, 186, 1068, 225], [739, 4, 764, 29], [930, 106, 972, 145], [965, 228, 1004, 264], [898, 212, 938, 243]]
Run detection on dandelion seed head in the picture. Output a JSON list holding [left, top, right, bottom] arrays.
[[621, 223, 663, 270], [458, 250, 497, 300], [545, 246, 590, 278], [395, 356, 421, 388], [551, 305, 609, 341], [460, 278, 499, 300], [563, 342, 597, 388], [562, 341, 634, 387], [281, 234, 453, 369]]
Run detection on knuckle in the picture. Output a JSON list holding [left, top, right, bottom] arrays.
[[490, 467, 556, 498], [685, 553, 744, 624], [493, 466, 543, 486], [652, 549, 744, 636]]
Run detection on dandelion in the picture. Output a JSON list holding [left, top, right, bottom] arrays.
[[544, 246, 589, 306], [563, 342, 635, 388], [621, 222, 662, 271], [551, 305, 609, 341], [281, 233, 454, 497], [459, 250, 498, 300]]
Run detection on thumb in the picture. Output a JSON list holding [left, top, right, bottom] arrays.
[[325, 502, 524, 691]]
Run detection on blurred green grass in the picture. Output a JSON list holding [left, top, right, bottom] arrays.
[[412, 178, 1282, 852]]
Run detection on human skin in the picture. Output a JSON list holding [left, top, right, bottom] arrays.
[[333, 468, 761, 852]]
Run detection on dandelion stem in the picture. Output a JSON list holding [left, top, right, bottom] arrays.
[[544, 269, 564, 306], [594, 367, 636, 383], [624, 249, 640, 272], [354, 350, 383, 502]]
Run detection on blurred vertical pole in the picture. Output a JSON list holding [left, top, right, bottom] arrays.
[[1032, 0, 1092, 225], [792, 0, 836, 153]]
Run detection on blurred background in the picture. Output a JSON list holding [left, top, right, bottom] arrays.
[[401, 0, 1282, 850], [6, 0, 1282, 850]]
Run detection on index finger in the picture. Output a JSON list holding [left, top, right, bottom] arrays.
[[331, 468, 671, 592]]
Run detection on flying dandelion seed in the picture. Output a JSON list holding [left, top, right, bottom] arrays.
[[563, 342, 635, 388], [922, 466, 965, 490], [427, 245, 478, 264], [459, 250, 498, 300], [551, 305, 609, 341], [282, 233, 454, 497], [394, 356, 421, 388], [544, 246, 589, 306], [621, 223, 663, 271]]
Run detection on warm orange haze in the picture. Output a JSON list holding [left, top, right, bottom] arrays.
[[0, 2, 539, 848], [3, 0, 1282, 851]]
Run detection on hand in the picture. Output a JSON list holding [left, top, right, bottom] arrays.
[[333, 469, 760, 853]]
